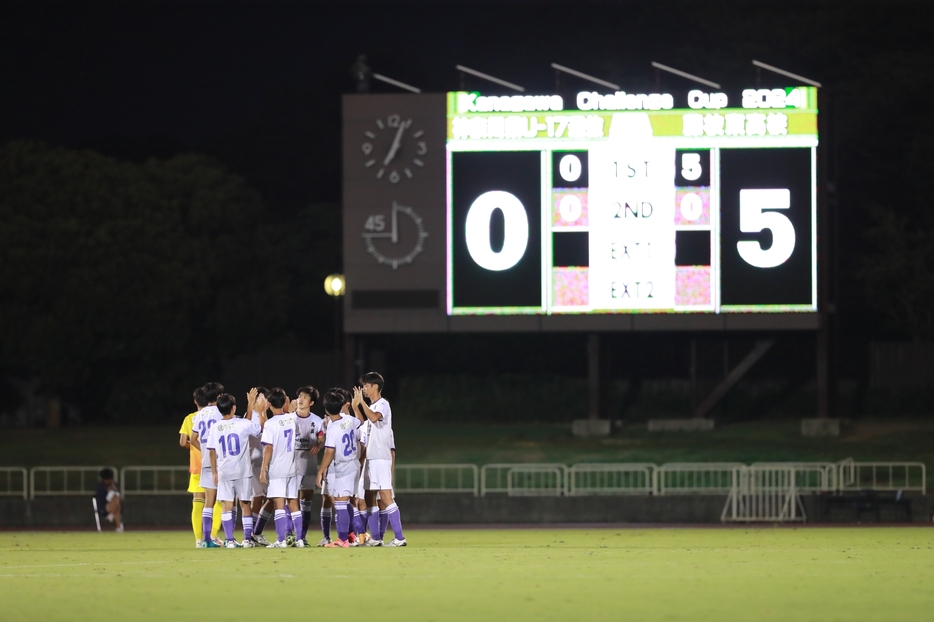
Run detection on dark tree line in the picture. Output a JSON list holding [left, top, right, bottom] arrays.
[[0, 142, 340, 421]]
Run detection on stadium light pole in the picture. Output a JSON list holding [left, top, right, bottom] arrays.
[[455, 65, 525, 92], [550, 63, 620, 91], [650, 62, 721, 89], [372, 73, 422, 93], [324, 274, 346, 354], [752, 60, 833, 423]]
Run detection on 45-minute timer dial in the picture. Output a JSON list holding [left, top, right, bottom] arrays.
[[362, 201, 429, 269], [361, 114, 428, 183]]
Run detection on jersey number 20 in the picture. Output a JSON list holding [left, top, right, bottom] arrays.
[[341, 432, 356, 457]]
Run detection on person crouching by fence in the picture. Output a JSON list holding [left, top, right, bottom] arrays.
[[95, 468, 124, 532]]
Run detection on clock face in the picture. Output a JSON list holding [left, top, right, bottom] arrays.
[[361, 114, 428, 183], [362, 201, 429, 269]]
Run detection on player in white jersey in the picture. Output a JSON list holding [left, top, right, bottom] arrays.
[[349, 398, 369, 545], [293, 385, 323, 546], [260, 388, 303, 548], [205, 393, 264, 548], [355, 372, 405, 547], [316, 388, 362, 548], [189, 381, 225, 547], [245, 387, 275, 546]]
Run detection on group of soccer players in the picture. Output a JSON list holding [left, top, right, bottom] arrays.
[[178, 372, 406, 549]]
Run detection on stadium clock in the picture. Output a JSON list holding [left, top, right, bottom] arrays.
[[360, 114, 429, 183], [361, 201, 429, 269]]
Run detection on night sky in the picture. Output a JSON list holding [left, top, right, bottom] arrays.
[[1, 0, 932, 420]]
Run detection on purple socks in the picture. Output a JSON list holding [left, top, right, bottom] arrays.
[[274, 509, 287, 543], [384, 503, 404, 540], [321, 509, 331, 540], [334, 501, 350, 541]]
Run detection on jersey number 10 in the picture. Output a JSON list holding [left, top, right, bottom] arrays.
[[218, 434, 241, 458]]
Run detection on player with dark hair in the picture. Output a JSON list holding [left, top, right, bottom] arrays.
[[260, 388, 303, 547], [190, 382, 225, 547], [356, 372, 405, 546], [294, 385, 324, 546], [316, 388, 362, 548], [206, 393, 264, 547], [179, 387, 223, 547]]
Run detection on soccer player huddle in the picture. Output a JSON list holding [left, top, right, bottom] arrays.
[[178, 372, 405, 549]]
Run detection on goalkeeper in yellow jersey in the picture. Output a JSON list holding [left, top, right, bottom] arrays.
[[179, 387, 223, 548]]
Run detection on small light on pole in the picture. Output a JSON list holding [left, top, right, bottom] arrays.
[[325, 274, 345, 354], [325, 274, 346, 297]]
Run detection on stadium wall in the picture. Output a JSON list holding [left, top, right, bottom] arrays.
[[0, 494, 930, 528]]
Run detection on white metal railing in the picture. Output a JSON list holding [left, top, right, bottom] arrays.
[[656, 463, 743, 495], [752, 462, 837, 492], [120, 466, 191, 495], [393, 464, 479, 496], [506, 466, 564, 497], [481, 463, 568, 496], [837, 457, 855, 488], [722, 466, 806, 522], [838, 462, 926, 494], [0, 467, 28, 499], [30, 466, 118, 498], [5, 460, 927, 499], [568, 463, 655, 496]]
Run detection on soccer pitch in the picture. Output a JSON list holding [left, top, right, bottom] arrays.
[[2, 528, 932, 621]]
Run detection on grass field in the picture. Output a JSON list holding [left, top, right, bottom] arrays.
[[2, 527, 932, 621]]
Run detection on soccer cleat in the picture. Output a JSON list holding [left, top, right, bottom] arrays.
[[294, 539, 305, 548], [195, 539, 204, 549], [359, 533, 371, 545], [266, 540, 289, 548], [252, 533, 272, 546], [316, 537, 330, 547], [362, 538, 383, 547], [212, 536, 224, 547], [385, 538, 407, 547], [324, 538, 349, 548], [241, 539, 254, 548], [202, 540, 221, 548], [225, 540, 241, 548], [348, 532, 357, 544]]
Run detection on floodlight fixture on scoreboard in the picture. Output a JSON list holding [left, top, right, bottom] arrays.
[[341, 80, 820, 334]]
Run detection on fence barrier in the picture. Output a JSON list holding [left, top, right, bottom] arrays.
[[0, 467, 28, 499], [121, 466, 191, 495], [838, 462, 925, 493], [30, 466, 118, 498], [6, 459, 926, 501], [751, 462, 837, 492], [656, 463, 743, 495], [722, 466, 806, 523], [480, 463, 568, 496], [507, 466, 565, 497], [393, 464, 479, 496], [568, 463, 655, 496]]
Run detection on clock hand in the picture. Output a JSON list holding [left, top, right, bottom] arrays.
[[383, 119, 410, 166]]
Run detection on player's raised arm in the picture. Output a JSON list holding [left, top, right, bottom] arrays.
[[353, 386, 382, 423]]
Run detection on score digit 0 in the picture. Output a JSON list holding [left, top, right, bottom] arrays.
[[464, 191, 529, 271]]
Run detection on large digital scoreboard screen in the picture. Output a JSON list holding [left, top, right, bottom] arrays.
[[446, 87, 818, 316]]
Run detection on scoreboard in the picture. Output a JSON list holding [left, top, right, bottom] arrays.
[[342, 86, 819, 333], [447, 87, 817, 316]]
